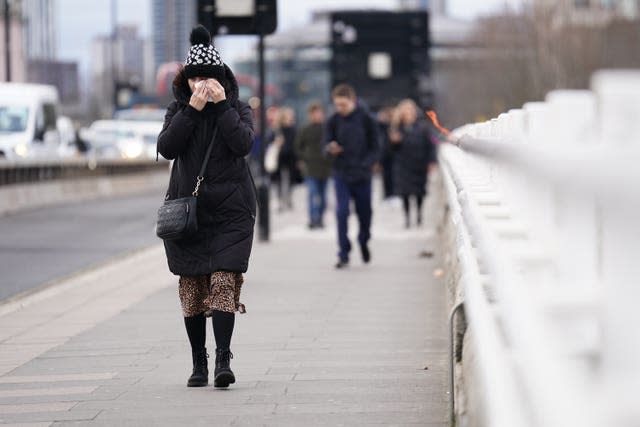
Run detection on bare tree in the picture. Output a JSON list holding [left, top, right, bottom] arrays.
[[435, 3, 640, 127]]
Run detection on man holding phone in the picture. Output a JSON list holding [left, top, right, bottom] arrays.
[[325, 84, 381, 269]]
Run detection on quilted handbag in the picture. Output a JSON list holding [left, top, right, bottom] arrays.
[[156, 127, 217, 241], [156, 197, 198, 240]]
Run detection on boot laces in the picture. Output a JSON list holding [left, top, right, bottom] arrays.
[[216, 349, 233, 367], [196, 351, 209, 367]]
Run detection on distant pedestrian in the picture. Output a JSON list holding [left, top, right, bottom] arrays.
[[325, 84, 380, 268], [388, 99, 437, 228], [157, 25, 256, 389], [377, 105, 396, 200], [294, 102, 332, 229], [266, 107, 299, 211], [262, 106, 281, 173]]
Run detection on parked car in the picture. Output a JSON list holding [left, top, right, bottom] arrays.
[[81, 120, 163, 160], [114, 108, 166, 122]]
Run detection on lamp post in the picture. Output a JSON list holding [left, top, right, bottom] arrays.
[[110, 0, 117, 114], [256, 30, 269, 241], [197, 0, 277, 242]]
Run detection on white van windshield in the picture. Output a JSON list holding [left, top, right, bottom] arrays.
[[0, 106, 29, 133]]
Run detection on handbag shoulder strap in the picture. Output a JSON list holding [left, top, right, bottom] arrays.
[[192, 126, 218, 197]]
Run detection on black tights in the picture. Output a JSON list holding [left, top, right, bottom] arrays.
[[184, 311, 235, 352], [402, 194, 424, 220], [211, 310, 235, 350]]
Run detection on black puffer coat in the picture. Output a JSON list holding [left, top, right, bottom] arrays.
[[157, 65, 256, 276], [391, 120, 437, 197]]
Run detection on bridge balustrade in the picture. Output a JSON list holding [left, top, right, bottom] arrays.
[[440, 70, 640, 427]]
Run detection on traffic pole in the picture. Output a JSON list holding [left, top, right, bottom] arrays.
[[257, 32, 270, 242], [4, 0, 11, 82]]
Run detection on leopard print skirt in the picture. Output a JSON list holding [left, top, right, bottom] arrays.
[[178, 272, 246, 317]]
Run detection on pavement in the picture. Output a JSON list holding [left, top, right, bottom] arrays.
[[0, 179, 449, 426]]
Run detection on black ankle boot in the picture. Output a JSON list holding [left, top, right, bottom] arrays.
[[214, 348, 235, 388], [187, 348, 209, 387]]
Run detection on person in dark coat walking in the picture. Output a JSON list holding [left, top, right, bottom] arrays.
[[156, 25, 256, 389], [389, 99, 437, 228], [266, 107, 299, 211], [377, 105, 396, 200], [325, 84, 381, 268], [294, 101, 332, 229]]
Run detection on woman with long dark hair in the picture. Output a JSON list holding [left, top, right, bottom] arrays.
[[157, 25, 256, 389]]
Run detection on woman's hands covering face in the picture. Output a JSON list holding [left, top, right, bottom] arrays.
[[189, 78, 227, 111]]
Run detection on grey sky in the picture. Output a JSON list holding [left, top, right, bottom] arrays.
[[56, 0, 521, 73], [57, 0, 150, 70]]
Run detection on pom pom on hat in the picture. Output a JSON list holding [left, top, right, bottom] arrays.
[[190, 25, 211, 46]]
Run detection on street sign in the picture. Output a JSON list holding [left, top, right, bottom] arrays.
[[330, 11, 432, 109], [197, 0, 277, 36]]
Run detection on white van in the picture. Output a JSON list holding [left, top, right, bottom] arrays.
[[0, 83, 61, 160]]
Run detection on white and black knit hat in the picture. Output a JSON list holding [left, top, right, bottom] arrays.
[[184, 25, 225, 80]]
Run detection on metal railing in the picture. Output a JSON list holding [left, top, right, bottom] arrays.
[[442, 70, 640, 427], [0, 158, 169, 187]]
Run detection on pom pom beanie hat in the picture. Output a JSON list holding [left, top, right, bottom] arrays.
[[184, 25, 225, 80]]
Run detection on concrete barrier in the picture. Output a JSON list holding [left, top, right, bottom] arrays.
[[0, 170, 169, 216]]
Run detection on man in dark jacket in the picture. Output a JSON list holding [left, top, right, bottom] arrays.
[[324, 84, 380, 268], [295, 101, 332, 229]]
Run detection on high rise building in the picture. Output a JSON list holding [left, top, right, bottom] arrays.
[[91, 24, 153, 110], [22, 0, 56, 60], [18, 0, 81, 103], [113, 25, 146, 83], [0, 3, 26, 81], [27, 60, 79, 102], [152, 0, 196, 69]]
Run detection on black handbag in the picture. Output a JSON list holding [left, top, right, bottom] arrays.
[[156, 127, 218, 241]]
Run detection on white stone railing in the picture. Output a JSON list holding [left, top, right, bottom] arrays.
[[440, 70, 640, 427]]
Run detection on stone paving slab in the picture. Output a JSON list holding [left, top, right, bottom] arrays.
[[1, 422, 52, 427], [0, 410, 101, 424], [0, 183, 449, 426]]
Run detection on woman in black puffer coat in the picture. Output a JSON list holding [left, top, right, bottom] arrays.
[[389, 99, 438, 228], [157, 25, 256, 390]]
